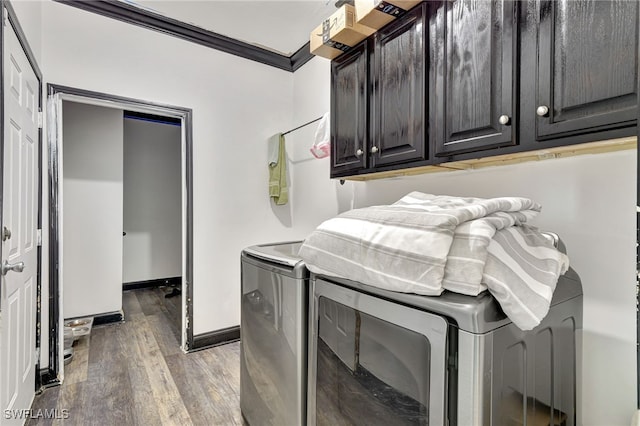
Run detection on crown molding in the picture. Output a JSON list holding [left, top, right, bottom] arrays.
[[54, 0, 316, 72]]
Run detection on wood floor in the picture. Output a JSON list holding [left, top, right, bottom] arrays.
[[28, 288, 243, 426]]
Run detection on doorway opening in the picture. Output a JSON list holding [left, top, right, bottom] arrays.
[[122, 110, 183, 345], [46, 84, 194, 382]]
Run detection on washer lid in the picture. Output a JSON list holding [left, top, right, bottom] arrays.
[[243, 241, 304, 268]]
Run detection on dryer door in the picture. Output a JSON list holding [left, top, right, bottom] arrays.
[[308, 278, 449, 426]]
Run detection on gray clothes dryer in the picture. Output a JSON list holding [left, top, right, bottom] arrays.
[[240, 241, 308, 426], [307, 235, 582, 425]]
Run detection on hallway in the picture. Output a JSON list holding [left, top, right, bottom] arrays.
[[28, 289, 242, 425]]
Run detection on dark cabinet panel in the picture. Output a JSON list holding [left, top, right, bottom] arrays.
[[433, 0, 517, 156], [328, 0, 638, 179], [534, 0, 638, 139], [330, 41, 369, 177], [371, 3, 427, 166]]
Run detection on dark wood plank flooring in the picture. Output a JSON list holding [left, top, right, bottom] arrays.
[[28, 288, 243, 426]]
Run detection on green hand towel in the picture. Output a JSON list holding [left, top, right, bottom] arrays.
[[268, 133, 288, 205]]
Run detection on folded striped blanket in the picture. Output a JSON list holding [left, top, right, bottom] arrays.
[[484, 226, 569, 330], [299, 192, 569, 330]]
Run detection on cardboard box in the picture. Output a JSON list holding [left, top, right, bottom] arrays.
[[355, 0, 422, 30], [310, 4, 376, 60]]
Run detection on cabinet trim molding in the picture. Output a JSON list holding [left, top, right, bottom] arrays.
[[339, 136, 636, 181]]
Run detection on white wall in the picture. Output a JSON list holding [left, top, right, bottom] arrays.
[[350, 152, 636, 426], [62, 101, 124, 319], [288, 56, 339, 235], [292, 58, 637, 424], [41, 1, 294, 334], [9, 0, 42, 64], [123, 117, 181, 283]]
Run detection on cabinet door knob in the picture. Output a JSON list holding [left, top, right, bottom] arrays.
[[370, 146, 379, 154], [498, 115, 510, 125], [536, 105, 549, 117], [356, 148, 364, 157]]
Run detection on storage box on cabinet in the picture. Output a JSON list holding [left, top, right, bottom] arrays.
[[355, 0, 423, 30], [310, 4, 376, 60]]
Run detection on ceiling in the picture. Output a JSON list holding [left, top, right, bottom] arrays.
[[119, 0, 339, 56]]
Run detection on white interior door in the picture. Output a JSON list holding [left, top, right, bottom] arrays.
[[61, 102, 123, 319], [1, 17, 39, 423]]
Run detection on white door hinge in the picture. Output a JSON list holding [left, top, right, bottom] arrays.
[[37, 111, 43, 129], [3, 8, 8, 27], [35, 348, 40, 364], [36, 229, 42, 246]]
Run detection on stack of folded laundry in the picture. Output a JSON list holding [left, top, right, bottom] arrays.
[[299, 191, 569, 330]]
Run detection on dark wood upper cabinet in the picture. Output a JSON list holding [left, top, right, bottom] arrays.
[[432, 0, 517, 156], [330, 41, 369, 177], [328, 0, 638, 179], [371, 2, 428, 166], [531, 0, 638, 140]]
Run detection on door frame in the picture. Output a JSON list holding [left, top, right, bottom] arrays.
[[637, 0, 640, 409], [45, 84, 194, 384], [0, 0, 44, 390]]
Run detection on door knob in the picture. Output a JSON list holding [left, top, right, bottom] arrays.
[[2, 227, 11, 242], [355, 149, 364, 157], [371, 146, 379, 154], [536, 105, 549, 117], [498, 115, 510, 125], [1, 260, 24, 276]]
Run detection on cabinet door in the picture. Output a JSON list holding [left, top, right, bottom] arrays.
[[534, 0, 638, 139], [331, 41, 369, 177], [433, 0, 517, 157], [371, 3, 427, 167]]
